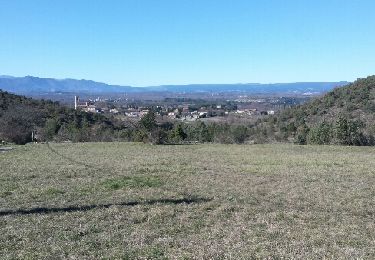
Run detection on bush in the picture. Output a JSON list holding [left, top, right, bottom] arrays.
[[150, 128, 168, 145], [169, 124, 187, 143], [295, 124, 310, 145], [307, 122, 333, 145], [231, 125, 248, 144], [335, 117, 364, 145]]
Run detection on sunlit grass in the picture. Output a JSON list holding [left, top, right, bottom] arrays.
[[1, 142, 375, 258]]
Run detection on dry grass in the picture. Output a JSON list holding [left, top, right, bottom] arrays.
[[1, 142, 375, 259]]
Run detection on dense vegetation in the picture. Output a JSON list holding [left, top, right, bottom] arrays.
[[0, 90, 123, 144], [1, 75, 374, 145]]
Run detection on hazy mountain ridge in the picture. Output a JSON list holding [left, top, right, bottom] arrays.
[[0, 75, 348, 94], [151, 82, 349, 93], [0, 76, 134, 93]]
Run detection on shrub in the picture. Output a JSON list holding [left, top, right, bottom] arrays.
[[307, 122, 333, 145]]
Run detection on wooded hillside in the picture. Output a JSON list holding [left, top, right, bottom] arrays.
[[256, 76, 375, 145], [0, 90, 121, 144]]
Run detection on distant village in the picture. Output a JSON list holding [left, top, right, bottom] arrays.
[[73, 95, 308, 122]]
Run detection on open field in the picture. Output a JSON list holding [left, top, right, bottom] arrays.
[[1, 143, 375, 259]]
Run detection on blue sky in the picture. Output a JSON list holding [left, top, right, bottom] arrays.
[[0, 0, 374, 86]]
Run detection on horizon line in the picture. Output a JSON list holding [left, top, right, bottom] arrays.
[[0, 74, 351, 88]]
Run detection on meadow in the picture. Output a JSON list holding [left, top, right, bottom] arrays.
[[1, 142, 375, 259]]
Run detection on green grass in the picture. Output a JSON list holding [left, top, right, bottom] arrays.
[[1, 142, 375, 259], [102, 176, 162, 190]]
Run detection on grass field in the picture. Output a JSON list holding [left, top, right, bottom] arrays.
[[1, 142, 375, 259]]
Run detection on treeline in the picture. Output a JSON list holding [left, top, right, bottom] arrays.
[[119, 111, 251, 144], [103, 110, 375, 146], [253, 115, 374, 145], [0, 90, 250, 145]]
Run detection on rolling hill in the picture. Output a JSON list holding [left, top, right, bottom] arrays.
[[261, 76, 375, 145], [0, 90, 122, 144]]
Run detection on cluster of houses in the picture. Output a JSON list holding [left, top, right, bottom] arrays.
[[125, 110, 150, 118], [74, 96, 98, 113], [74, 96, 120, 114], [166, 107, 275, 121], [74, 96, 276, 121], [168, 110, 209, 121], [236, 108, 275, 115]]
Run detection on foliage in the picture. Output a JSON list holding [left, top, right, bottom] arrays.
[[295, 123, 310, 145], [307, 122, 333, 145], [231, 125, 249, 144], [139, 110, 156, 131], [335, 117, 367, 145], [169, 123, 187, 143]]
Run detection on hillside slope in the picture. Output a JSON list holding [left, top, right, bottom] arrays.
[[257, 76, 375, 145], [0, 90, 121, 144]]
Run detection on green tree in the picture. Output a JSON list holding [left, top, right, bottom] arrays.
[[44, 118, 59, 140], [194, 122, 212, 143], [307, 122, 333, 145], [150, 128, 168, 145], [139, 111, 156, 132], [335, 117, 365, 145], [169, 124, 187, 143], [295, 123, 310, 145], [231, 125, 248, 144]]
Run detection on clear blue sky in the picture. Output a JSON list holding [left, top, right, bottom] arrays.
[[1, 0, 374, 86]]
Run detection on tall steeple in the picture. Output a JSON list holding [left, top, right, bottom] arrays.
[[74, 96, 79, 110]]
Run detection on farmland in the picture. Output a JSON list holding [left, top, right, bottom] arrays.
[[1, 143, 375, 259]]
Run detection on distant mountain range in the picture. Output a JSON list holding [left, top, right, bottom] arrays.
[[0, 75, 349, 95], [0, 76, 134, 93]]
